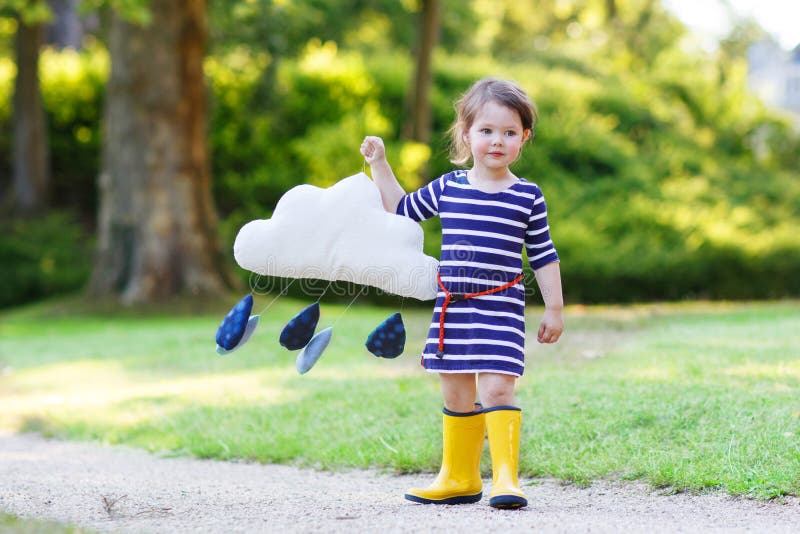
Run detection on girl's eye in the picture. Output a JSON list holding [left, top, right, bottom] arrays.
[[480, 128, 492, 134], [505, 131, 517, 137]]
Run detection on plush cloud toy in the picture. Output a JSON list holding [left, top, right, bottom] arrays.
[[216, 173, 430, 373], [233, 173, 438, 301]]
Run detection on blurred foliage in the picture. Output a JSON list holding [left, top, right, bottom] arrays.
[[0, 0, 52, 24], [0, 0, 799, 306], [0, 211, 92, 308]]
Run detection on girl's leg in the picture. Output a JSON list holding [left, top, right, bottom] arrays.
[[440, 373, 478, 412], [477, 372, 516, 408], [404, 373, 484, 505], [478, 372, 527, 509]]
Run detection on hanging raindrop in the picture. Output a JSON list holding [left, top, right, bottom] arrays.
[[215, 294, 254, 350], [279, 302, 320, 350], [365, 312, 405, 359], [296, 327, 334, 374]]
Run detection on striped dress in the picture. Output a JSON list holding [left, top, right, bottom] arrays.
[[396, 170, 558, 377]]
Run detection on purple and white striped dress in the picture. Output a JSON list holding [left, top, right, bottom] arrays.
[[396, 170, 558, 377]]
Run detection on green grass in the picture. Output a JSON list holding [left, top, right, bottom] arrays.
[[1, 296, 798, 499], [0, 513, 91, 533]]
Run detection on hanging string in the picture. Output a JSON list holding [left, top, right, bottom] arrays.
[[252, 277, 334, 317], [315, 280, 335, 303], [329, 284, 367, 329], [248, 272, 266, 294], [257, 278, 297, 316]]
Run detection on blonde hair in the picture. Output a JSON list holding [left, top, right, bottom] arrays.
[[448, 78, 538, 166]]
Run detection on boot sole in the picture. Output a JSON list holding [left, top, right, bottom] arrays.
[[489, 495, 528, 509], [404, 491, 482, 505]]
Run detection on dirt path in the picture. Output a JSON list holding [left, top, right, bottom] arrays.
[[1, 432, 798, 533]]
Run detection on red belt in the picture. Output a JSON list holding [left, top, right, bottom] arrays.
[[435, 271, 524, 358]]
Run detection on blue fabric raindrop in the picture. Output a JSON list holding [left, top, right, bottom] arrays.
[[296, 327, 333, 374], [280, 302, 320, 350], [216, 294, 254, 350], [216, 315, 260, 355], [365, 312, 405, 359]]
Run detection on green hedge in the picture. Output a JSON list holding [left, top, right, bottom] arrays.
[[0, 212, 92, 308]]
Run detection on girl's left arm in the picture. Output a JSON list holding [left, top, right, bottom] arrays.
[[534, 261, 564, 344]]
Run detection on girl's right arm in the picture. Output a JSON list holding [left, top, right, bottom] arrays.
[[360, 136, 406, 213]]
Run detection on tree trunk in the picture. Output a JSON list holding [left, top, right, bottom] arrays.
[[12, 18, 50, 213], [89, 0, 233, 304], [402, 0, 440, 145], [605, 0, 617, 21], [47, 0, 83, 50], [401, 0, 440, 185]]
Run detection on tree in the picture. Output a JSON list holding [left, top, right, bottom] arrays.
[[89, 0, 233, 303], [605, 0, 616, 20], [7, 2, 51, 213], [46, 0, 83, 50], [401, 0, 440, 185], [403, 0, 440, 147]]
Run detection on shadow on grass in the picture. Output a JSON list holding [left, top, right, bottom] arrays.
[[20, 374, 445, 474]]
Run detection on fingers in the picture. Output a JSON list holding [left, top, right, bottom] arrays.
[[537, 325, 553, 344], [360, 136, 384, 162], [537, 328, 549, 344], [537, 322, 563, 344], [538, 330, 554, 343], [360, 144, 373, 161], [360, 137, 377, 152], [359, 140, 371, 158]]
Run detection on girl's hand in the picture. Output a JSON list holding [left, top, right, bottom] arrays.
[[360, 136, 386, 164], [537, 308, 563, 344]]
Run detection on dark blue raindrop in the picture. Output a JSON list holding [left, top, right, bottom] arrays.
[[366, 312, 405, 359], [280, 302, 320, 350], [217, 315, 260, 355], [215, 294, 254, 350]]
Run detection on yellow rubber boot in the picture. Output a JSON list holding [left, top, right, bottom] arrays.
[[486, 406, 528, 509], [404, 407, 485, 505]]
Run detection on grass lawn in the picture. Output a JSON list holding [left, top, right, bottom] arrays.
[[1, 295, 798, 499], [0, 513, 91, 533]]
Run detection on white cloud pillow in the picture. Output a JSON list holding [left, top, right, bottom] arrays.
[[233, 173, 439, 300]]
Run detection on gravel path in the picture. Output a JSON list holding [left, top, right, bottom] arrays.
[[1, 432, 798, 533]]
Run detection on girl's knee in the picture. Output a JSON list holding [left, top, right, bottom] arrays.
[[477, 373, 517, 408], [440, 373, 478, 413]]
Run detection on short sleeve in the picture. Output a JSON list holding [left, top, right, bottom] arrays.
[[395, 174, 447, 222], [525, 187, 559, 270]]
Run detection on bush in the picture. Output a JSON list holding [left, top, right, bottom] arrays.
[[0, 212, 92, 309]]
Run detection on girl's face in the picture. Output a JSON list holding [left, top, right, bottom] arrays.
[[465, 100, 530, 173]]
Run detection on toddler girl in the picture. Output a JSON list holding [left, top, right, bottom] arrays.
[[360, 77, 564, 509]]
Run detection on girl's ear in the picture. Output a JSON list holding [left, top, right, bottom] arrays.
[[523, 129, 532, 143]]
